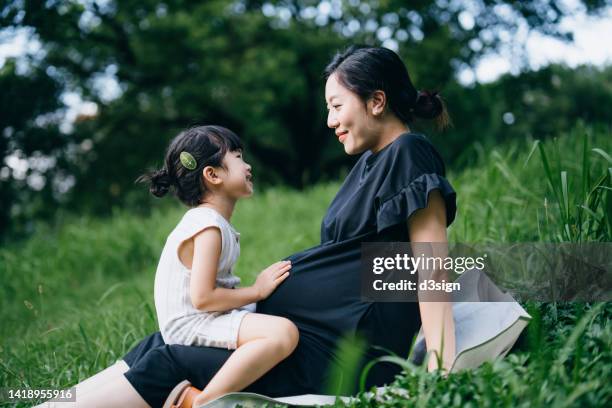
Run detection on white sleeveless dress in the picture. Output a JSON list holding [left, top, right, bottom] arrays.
[[154, 207, 255, 349]]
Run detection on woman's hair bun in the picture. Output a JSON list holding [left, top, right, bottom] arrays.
[[136, 168, 172, 198], [413, 90, 452, 131], [413, 90, 442, 119]]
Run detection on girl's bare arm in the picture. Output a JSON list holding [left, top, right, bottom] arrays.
[[190, 227, 290, 312]]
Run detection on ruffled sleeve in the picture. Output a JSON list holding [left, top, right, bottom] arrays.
[[373, 134, 457, 233], [376, 173, 457, 233]]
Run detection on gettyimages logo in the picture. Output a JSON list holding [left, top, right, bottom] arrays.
[[361, 242, 611, 302], [370, 252, 487, 295], [372, 253, 487, 274]]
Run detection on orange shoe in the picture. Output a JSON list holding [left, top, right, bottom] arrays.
[[163, 380, 203, 408]]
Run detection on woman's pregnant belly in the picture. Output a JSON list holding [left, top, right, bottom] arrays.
[[256, 237, 371, 342]]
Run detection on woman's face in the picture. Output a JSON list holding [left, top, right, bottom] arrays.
[[325, 73, 379, 155]]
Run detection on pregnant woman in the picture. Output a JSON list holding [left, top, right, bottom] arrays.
[[41, 45, 458, 407]]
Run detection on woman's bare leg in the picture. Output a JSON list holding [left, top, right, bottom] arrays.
[[74, 360, 129, 396], [192, 313, 299, 406], [73, 374, 150, 408], [33, 361, 149, 408]]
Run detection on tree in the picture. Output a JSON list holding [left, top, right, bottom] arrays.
[[0, 59, 65, 236], [0, 0, 610, 238]]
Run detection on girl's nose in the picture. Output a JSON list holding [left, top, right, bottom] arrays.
[[327, 110, 339, 129]]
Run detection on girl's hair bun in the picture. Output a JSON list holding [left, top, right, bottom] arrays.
[[149, 169, 172, 197], [413, 90, 452, 131], [137, 168, 172, 197]]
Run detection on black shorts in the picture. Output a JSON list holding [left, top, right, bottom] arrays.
[[123, 301, 420, 408]]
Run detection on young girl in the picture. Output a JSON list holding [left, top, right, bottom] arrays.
[[138, 125, 299, 408]]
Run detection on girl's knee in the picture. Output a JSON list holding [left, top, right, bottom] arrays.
[[272, 318, 299, 356], [284, 319, 299, 350]]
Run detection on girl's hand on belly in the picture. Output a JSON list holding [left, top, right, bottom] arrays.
[[253, 260, 292, 300]]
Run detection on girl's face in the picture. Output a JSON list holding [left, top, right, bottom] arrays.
[[325, 73, 381, 155], [217, 150, 253, 198]]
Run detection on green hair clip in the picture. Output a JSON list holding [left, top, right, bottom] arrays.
[[180, 151, 197, 170]]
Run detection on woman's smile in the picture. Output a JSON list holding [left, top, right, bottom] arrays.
[[336, 130, 348, 143]]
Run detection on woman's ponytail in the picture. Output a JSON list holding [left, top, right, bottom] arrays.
[[413, 90, 452, 131]]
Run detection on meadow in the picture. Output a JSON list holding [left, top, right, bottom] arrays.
[[1, 124, 610, 407]]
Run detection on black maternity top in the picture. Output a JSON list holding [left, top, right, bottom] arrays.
[[123, 132, 457, 407]]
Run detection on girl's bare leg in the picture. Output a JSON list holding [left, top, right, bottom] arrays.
[[192, 313, 299, 406], [33, 361, 149, 408]]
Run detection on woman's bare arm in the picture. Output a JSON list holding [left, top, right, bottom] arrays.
[[408, 189, 456, 373]]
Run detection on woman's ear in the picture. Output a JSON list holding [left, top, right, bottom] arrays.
[[202, 166, 222, 186], [369, 90, 387, 116]]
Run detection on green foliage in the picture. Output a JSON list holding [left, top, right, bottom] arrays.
[[0, 124, 610, 407], [436, 64, 612, 168], [448, 122, 611, 243], [529, 125, 611, 242], [0, 59, 65, 236], [2, 0, 611, 240], [336, 303, 611, 408]]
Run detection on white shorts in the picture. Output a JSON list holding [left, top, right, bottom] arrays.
[[163, 303, 256, 350]]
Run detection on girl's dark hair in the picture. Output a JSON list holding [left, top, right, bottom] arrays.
[[324, 45, 451, 131], [137, 125, 243, 207]]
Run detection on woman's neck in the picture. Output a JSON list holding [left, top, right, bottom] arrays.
[[371, 119, 410, 153], [197, 195, 236, 222]]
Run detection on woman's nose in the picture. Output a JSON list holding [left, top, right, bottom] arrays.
[[327, 110, 339, 129]]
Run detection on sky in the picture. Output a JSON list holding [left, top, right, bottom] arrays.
[[457, 5, 612, 85]]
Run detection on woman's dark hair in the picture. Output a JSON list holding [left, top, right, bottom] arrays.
[[324, 45, 451, 131], [137, 125, 243, 207]]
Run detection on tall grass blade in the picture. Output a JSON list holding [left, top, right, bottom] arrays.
[[359, 355, 419, 393], [324, 334, 367, 396], [591, 148, 612, 164], [538, 142, 563, 222], [579, 135, 590, 236], [555, 303, 604, 368], [581, 135, 590, 204], [97, 282, 125, 306], [523, 140, 540, 168], [606, 168, 612, 238], [557, 381, 601, 408], [78, 323, 92, 353], [560, 171, 570, 238]]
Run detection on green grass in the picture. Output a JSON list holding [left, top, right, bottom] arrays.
[[0, 124, 610, 407], [449, 122, 610, 243]]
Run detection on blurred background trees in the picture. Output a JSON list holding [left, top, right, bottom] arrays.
[[1, 0, 611, 239]]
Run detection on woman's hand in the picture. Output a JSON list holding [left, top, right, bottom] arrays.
[[254, 260, 292, 300]]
